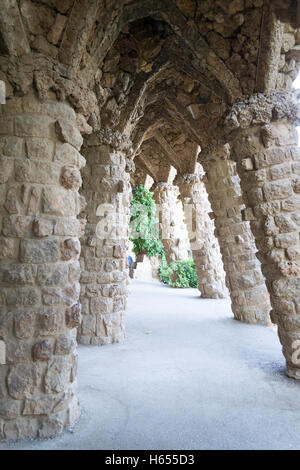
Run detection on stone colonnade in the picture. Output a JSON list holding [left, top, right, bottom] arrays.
[[203, 148, 271, 325], [1, 87, 300, 441], [175, 172, 228, 299]]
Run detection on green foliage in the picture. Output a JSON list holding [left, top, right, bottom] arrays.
[[158, 258, 172, 284], [130, 185, 165, 258], [130, 185, 198, 289], [158, 258, 198, 289], [171, 259, 198, 288]]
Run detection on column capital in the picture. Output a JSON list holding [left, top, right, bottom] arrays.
[[200, 143, 231, 165], [174, 172, 202, 186], [86, 128, 134, 156], [224, 91, 300, 134], [153, 182, 175, 192]]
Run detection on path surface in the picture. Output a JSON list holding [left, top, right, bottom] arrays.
[[2, 280, 300, 450]]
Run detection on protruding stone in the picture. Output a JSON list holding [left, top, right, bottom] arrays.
[[33, 217, 54, 237], [60, 166, 82, 190], [66, 302, 82, 328], [55, 120, 83, 151], [44, 356, 72, 394], [60, 238, 81, 261], [76, 114, 92, 135], [55, 331, 76, 355], [32, 340, 53, 361]]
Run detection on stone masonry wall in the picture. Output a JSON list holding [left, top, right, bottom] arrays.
[[78, 135, 131, 345], [153, 182, 189, 264], [175, 172, 228, 299], [0, 91, 85, 439], [203, 149, 271, 325]]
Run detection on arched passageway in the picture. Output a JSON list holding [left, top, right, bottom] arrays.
[[0, 0, 300, 440]]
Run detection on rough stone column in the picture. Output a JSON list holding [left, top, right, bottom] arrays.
[[175, 172, 227, 299], [78, 131, 132, 345], [0, 92, 85, 439], [153, 182, 189, 263], [226, 92, 300, 378], [203, 147, 271, 325]]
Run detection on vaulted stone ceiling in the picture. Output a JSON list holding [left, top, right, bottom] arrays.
[[1, 0, 300, 176]]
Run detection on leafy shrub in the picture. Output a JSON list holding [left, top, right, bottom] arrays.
[[171, 259, 198, 288], [159, 258, 198, 288], [158, 257, 172, 284], [130, 185, 165, 258]]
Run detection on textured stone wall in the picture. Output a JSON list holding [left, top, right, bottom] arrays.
[[175, 172, 228, 299], [153, 182, 189, 264], [203, 149, 271, 325], [78, 134, 131, 345], [0, 92, 85, 439], [227, 91, 300, 378]]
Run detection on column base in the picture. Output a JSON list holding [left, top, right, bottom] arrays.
[[286, 368, 300, 380], [233, 305, 272, 326], [0, 395, 80, 441], [200, 287, 227, 299]]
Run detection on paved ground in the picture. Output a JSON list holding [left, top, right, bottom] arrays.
[[2, 280, 300, 450]]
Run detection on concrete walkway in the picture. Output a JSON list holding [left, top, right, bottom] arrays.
[[2, 280, 300, 450]]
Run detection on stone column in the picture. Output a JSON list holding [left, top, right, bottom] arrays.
[[0, 93, 85, 439], [78, 131, 132, 345], [175, 172, 227, 299], [226, 91, 300, 378], [203, 147, 271, 325], [153, 182, 189, 263]]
